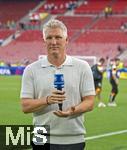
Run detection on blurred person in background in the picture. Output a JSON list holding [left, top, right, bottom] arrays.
[[91, 58, 106, 107], [108, 58, 120, 107]]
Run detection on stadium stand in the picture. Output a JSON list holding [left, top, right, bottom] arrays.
[[111, 0, 127, 14], [0, 29, 15, 40], [92, 16, 127, 30], [74, 0, 111, 14], [16, 30, 42, 42], [0, 0, 40, 24], [57, 16, 94, 39], [38, 0, 77, 14], [75, 31, 127, 43], [0, 0, 127, 65]]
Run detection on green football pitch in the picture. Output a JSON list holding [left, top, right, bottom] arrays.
[[0, 76, 127, 150]]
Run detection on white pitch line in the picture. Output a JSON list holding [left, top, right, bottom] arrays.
[[85, 130, 127, 141]]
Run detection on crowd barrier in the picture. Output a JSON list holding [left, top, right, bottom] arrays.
[[119, 68, 127, 79], [0, 66, 127, 79], [0, 66, 25, 75]]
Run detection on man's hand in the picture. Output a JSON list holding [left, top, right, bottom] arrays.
[[47, 90, 66, 105], [53, 106, 75, 117]]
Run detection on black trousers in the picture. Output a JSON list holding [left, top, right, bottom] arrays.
[[110, 79, 118, 94], [31, 142, 85, 150]]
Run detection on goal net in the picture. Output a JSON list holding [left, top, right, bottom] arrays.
[[73, 56, 97, 67]]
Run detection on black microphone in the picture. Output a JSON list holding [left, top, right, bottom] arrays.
[[54, 72, 64, 111]]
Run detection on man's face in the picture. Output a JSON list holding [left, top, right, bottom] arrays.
[[44, 27, 68, 57]]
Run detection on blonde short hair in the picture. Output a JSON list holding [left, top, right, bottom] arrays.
[[43, 19, 68, 40]]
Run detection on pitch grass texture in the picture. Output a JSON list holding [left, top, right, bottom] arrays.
[[0, 76, 127, 150]]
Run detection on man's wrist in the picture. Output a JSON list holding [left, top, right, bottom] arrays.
[[69, 106, 76, 116], [46, 96, 50, 105]]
